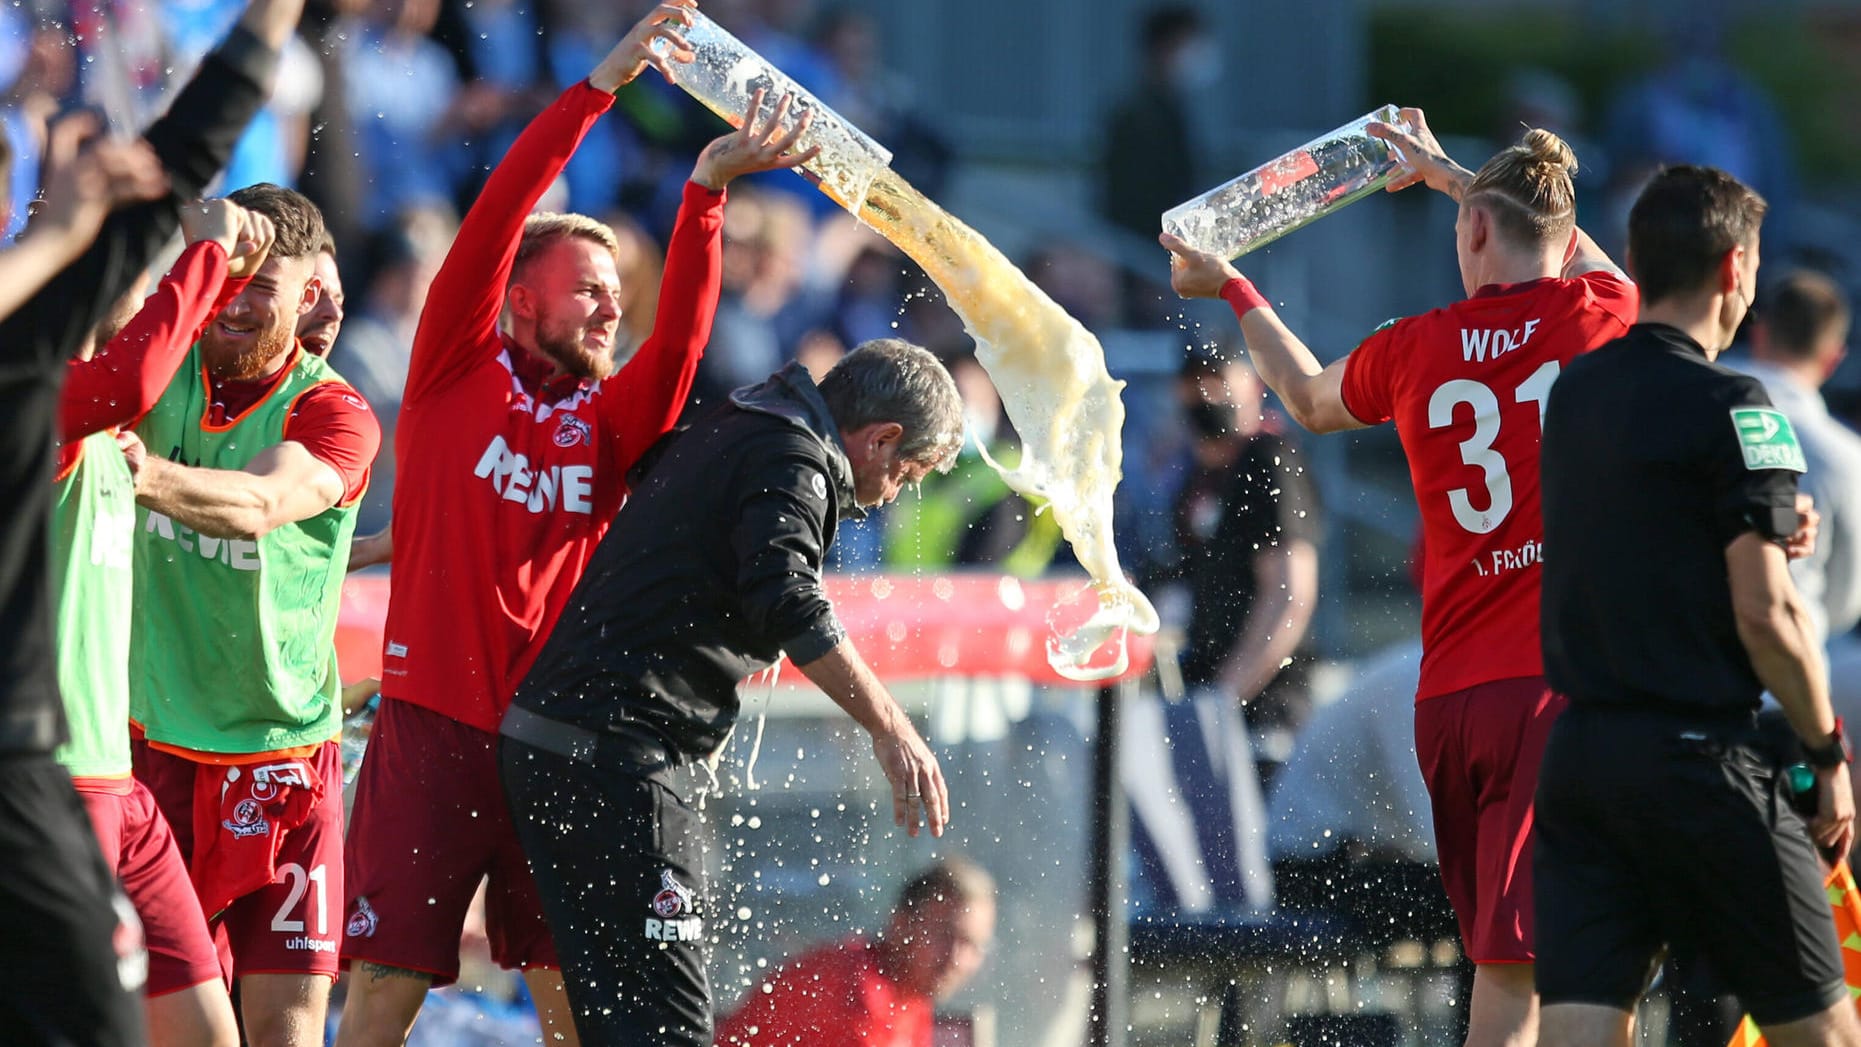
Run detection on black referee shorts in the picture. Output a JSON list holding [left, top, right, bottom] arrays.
[[0, 754, 145, 1047], [500, 735, 713, 1047], [1535, 704, 1846, 1027]]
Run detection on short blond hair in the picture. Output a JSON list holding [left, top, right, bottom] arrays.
[[1464, 128, 1578, 248], [514, 212, 621, 278]]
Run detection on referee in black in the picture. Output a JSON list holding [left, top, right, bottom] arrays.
[[1535, 163, 1861, 1047]]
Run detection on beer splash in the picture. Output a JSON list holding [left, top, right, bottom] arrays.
[[656, 12, 1158, 679], [853, 171, 1159, 679]]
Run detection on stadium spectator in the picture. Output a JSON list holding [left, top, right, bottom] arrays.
[[1168, 351, 1320, 764], [1535, 164, 1856, 1047], [715, 858, 997, 1047], [501, 340, 964, 1045], [1601, 9, 1796, 260], [1741, 271, 1861, 646], [328, 208, 455, 541], [883, 353, 1058, 574], [334, 6, 823, 1042], [0, 0, 300, 1037], [690, 185, 818, 412], [2, 9, 77, 237], [150, 0, 326, 193], [1163, 113, 1634, 1047], [605, 210, 669, 362], [1099, 4, 1209, 239], [813, 7, 952, 197], [57, 197, 277, 1047], [343, 0, 459, 227], [127, 181, 378, 1047], [297, 234, 344, 358]]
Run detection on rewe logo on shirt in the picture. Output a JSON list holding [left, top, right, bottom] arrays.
[[1461, 318, 1541, 362], [473, 434, 594, 515], [143, 510, 261, 571]]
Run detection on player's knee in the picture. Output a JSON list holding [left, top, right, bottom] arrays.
[[146, 981, 240, 1047], [334, 963, 429, 1045]]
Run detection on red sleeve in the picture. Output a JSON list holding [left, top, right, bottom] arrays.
[[1339, 321, 1404, 426], [59, 241, 234, 443], [405, 81, 617, 405], [284, 383, 382, 504], [1576, 269, 1640, 329], [598, 180, 727, 469]]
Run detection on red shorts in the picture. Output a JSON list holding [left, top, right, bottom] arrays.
[[342, 698, 557, 985], [132, 739, 345, 980], [1414, 676, 1567, 965], [78, 781, 226, 996]]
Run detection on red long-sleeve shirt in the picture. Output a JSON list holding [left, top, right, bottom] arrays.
[[380, 80, 726, 733], [57, 240, 241, 476]]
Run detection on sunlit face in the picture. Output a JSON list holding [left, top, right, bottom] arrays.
[[849, 423, 943, 508], [297, 250, 345, 358], [512, 238, 622, 381], [892, 896, 995, 1000], [201, 253, 318, 380]]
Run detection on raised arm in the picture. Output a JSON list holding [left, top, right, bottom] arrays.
[[60, 201, 274, 442], [602, 89, 821, 463], [1368, 107, 1623, 280], [1160, 234, 1367, 434], [406, 1, 699, 403], [0, 1, 291, 367], [0, 116, 165, 328]]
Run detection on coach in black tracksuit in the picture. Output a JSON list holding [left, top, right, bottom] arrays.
[[500, 339, 964, 1046], [1534, 166, 1859, 1047]]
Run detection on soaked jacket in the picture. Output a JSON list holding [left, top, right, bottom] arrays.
[[510, 363, 858, 759]]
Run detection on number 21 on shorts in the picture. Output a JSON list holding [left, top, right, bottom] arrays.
[[1428, 361, 1559, 534], [271, 862, 329, 937]]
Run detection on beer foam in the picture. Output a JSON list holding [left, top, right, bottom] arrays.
[[856, 170, 1160, 680]]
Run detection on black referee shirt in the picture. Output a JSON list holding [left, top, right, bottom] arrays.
[[1540, 323, 1804, 713]]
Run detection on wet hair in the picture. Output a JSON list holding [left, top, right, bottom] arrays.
[[514, 212, 620, 281], [817, 338, 965, 470], [226, 183, 327, 260], [895, 857, 995, 915], [1760, 270, 1849, 360], [1627, 165, 1767, 306], [1463, 128, 1578, 248]]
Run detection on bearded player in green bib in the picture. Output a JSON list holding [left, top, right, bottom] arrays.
[[125, 184, 380, 1047]]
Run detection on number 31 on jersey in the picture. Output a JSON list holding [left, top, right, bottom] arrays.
[[1427, 360, 1560, 534]]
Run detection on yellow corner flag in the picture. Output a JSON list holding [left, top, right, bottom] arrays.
[[1728, 862, 1861, 1047]]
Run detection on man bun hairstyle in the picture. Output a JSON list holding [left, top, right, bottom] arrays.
[[1627, 164, 1767, 307], [1464, 128, 1579, 248], [515, 212, 621, 280], [818, 338, 965, 471], [226, 182, 327, 260]]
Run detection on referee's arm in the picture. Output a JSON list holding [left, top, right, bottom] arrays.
[[1728, 535, 1852, 855]]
